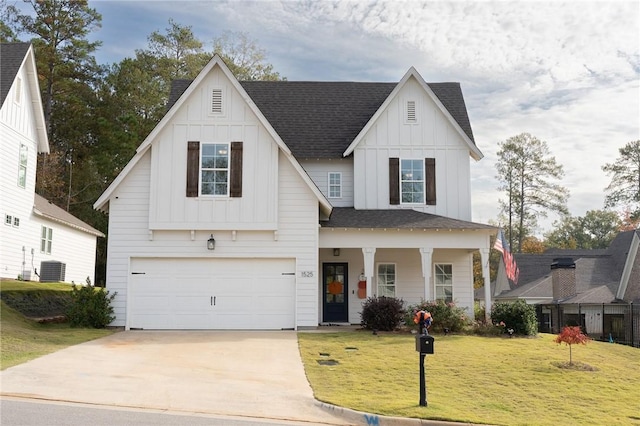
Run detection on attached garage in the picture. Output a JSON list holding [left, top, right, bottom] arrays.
[[128, 258, 296, 330]]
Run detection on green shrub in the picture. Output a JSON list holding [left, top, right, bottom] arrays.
[[66, 283, 116, 328], [490, 300, 537, 336], [405, 300, 470, 333], [360, 296, 405, 331]]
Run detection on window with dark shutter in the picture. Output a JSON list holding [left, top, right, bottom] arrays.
[[389, 157, 399, 205], [186, 141, 200, 197], [229, 141, 243, 197], [425, 158, 436, 205]]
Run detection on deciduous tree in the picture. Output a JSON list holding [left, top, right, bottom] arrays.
[[544, 210, 622, 249], [213, 30, 284, 81], [496, 133, 569, 252], [555, 326, 590, 365]]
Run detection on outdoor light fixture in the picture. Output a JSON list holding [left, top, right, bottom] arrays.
[[333, 248, 340, 256], [207, 234, 216, 250]]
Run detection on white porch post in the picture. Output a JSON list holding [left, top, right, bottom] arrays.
[[480, 248, 492, 322], [362, 247, 376, 298], [419, 248, 433, 301]]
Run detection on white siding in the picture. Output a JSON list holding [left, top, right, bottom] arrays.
[[148, 67, 278, 230], [31, 217, 98, 284], [300, 158, 354, 207], [352, 76, 473, 220], [105, 144, 320, 328]]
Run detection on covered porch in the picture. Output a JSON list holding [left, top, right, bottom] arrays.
[[317, 208, 496, 325]]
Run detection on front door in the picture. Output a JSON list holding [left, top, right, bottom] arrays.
[[323, 263, 348, 323]]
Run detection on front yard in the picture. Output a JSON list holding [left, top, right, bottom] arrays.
[[298, 332, 640, 426]]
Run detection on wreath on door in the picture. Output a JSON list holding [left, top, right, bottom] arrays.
[[328, 281, 343, 295]]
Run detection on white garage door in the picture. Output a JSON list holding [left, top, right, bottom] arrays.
[[129, 258, 296, 330]]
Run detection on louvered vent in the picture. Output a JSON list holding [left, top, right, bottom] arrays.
[[407, 100, 416, 122], [211, 89, 223, 114]]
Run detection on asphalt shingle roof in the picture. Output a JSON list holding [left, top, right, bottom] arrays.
[[0, 42, 30, 108], [321, 208, 495, 230], [34, 194, 104, 237], [497, 230, 640, 304], [167, 78, 475, 159]]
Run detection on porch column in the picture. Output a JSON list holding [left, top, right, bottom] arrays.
[[480, 248, 492, 321], [419, 248, 433, 301], [362, 247, 376, 298]]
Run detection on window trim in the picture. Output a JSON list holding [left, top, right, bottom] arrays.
[[376, 262, 397, 298], [434, 263, 453, 303], [41, 226, 53, 254], [328, 172, 342, 198], [199, 142, 230, 197], [13, 217, 20, 227], [18, 144, 28, 188], [400, 158, 425, 204], [5, 214, 12, 226]]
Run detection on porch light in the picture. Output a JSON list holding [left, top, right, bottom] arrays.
[[207, 234, 216, 250], [333, 248, 340, 256]]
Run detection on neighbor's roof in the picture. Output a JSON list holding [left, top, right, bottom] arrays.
[[496, 230, 640, 304], [34, 194, 104, 237], [0, 42, 30, 107], [168, 80, 475, 159], [320, 207, 496, 230]]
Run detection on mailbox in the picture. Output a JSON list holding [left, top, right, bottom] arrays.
[[415, 334, 434, 354]]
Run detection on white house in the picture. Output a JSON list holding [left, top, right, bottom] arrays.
[[1, 42, 104, 285], [94, 55, 496, 330]]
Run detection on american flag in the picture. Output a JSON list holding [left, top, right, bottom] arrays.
[[494, 229, 519, 285]]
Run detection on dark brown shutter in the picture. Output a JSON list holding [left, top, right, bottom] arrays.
[[230, 141, 243, 197], [186, 141, 200, 197], [425, 158, 436, 205], [389, 157, 399, 205]]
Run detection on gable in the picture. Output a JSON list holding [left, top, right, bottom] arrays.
[[167, 79, 477, 159], [0, 42, 49, 154]]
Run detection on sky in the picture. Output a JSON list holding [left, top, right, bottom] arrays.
[[13, 0, 640, 234]]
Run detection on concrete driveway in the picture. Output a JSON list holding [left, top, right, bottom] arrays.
[[0, 331, 351, 425]]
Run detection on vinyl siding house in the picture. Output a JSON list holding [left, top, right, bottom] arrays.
[[494, 230, 640, 346], [1, 42, 104, 284], [94, 55, 496, 330]]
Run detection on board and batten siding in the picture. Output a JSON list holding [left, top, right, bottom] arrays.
[[105, 148, 321, 328], [352, 77, 473, 221], [0, 62, 40, 279], [300, 158, 354, 207], [148, 67, 278, 231]]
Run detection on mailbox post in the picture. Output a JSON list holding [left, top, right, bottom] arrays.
[[415, 334, 434, 406]]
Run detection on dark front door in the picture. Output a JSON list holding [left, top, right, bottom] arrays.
[[323, 263, 348, 323]]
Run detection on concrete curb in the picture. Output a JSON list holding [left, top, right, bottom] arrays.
[[316, 401, 487, 426]]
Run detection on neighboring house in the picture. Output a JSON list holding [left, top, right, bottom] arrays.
[[94, 55, 496, 330], [1, 42, 104, 284], [494, 230, 640, 346]]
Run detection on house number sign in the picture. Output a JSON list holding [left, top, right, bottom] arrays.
[[301, 271, 314, 278]]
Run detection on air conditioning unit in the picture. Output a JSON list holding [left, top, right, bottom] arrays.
[[40, 261, 66, 282]]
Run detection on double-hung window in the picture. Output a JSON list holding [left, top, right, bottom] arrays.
[[41, 226, 53, 254], [377, 263, 396, 297], [401, 159, 424, 204], [435, 264, 453, 303], [18, 144, 28, 188], [328, 172, 342, 198], [201, 143, 229, 196]]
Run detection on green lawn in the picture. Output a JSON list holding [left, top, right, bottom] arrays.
[[298, 332, 640, 426], [0, 279, 114, 370]]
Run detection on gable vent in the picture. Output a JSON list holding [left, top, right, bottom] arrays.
[[406, 101, 416, 122], [211, 89, 223, 114]]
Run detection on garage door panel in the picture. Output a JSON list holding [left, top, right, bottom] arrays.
[[129, 258, 295, 330]]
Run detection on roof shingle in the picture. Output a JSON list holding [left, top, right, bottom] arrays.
[[1, 42, 30, 108]]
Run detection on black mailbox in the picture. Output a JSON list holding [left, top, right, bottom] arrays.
[[415, 334, 434, 354]]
